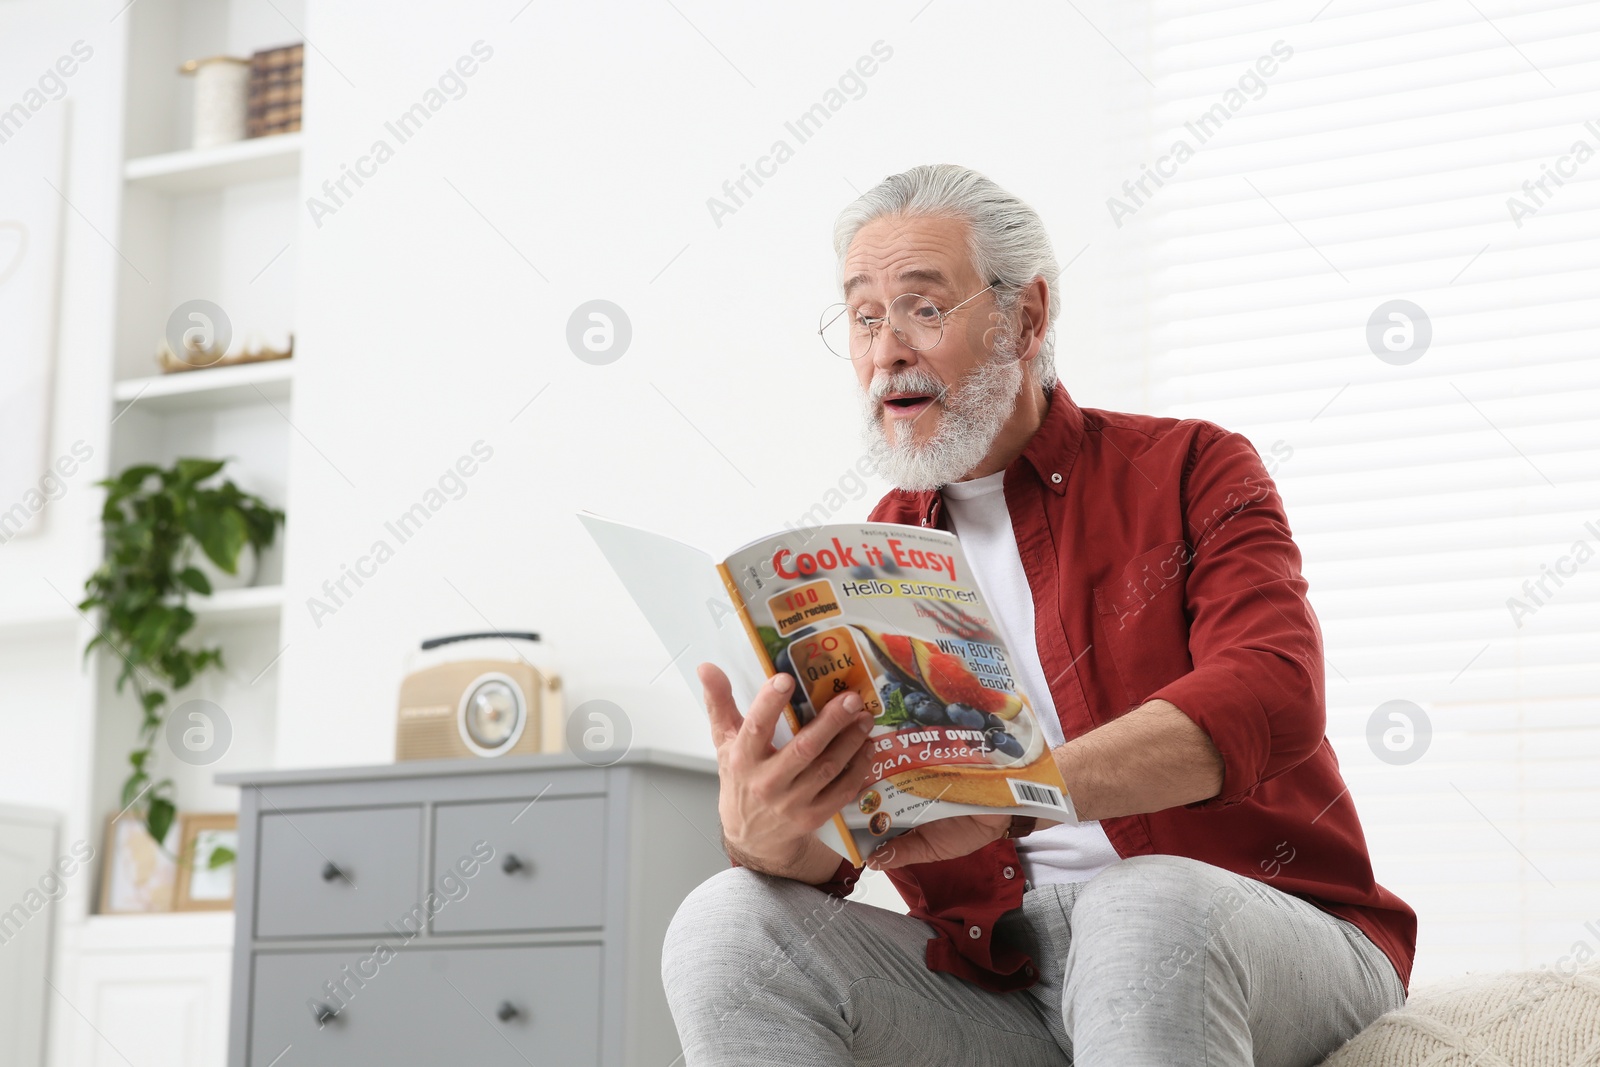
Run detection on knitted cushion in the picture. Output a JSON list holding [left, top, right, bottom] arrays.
[[1319, 964, 1600, 1067]]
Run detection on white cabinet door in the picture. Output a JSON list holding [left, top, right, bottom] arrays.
[[51, 914, 234, 1067], [0, 806, 59, 1067]]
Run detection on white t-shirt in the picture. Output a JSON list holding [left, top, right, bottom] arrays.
[[940, 470, 1122, 887]]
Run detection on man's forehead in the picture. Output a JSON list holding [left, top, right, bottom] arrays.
[[842, 265, 958, 299], [841, 216, 975, 297]]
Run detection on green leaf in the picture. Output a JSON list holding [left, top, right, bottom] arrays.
[[116, 465, 162, 490], [141, 689, 166, 712], [146, 797, 175, 846], [207, 846, 236, 870], [876, 688, 912, 728], [131, 608, 174, 660], [121, 772, 149, 809], [174, 457, 227, 485], [185, 507, 248, 574], [242, 504, 285, 549], [177, 566, 212, 596]]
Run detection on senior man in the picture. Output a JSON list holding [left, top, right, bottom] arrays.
[[662, 164, 1415, 1066]]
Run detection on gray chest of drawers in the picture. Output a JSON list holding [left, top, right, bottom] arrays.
[[218, 749, 723, 1067]]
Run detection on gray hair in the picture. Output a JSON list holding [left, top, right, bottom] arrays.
[[832, 164, 1060, 391]]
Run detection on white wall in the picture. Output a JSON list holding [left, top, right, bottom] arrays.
[[274, 0, 1146, 768], [0, 0, 124, 868]]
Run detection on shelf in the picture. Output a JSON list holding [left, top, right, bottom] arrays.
[[123, 132, 301, 194], [113, 359, 293, 415], [0, 589, 280, 639], [188, 585, 284, 624], [0, 606, 79, 634], [77, 910, 235, 952]]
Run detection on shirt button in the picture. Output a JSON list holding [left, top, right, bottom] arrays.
[[1051, 473, 1063, 484], [1002, 865, 1015, 879], [968, 925, 982, 939]]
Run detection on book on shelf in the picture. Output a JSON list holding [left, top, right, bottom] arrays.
[[246, 42, 303, 138]]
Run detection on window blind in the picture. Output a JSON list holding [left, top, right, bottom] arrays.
[[1137, 0, 1600, 982]]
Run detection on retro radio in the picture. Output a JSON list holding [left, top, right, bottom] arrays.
[[395, 631, 564, 761]]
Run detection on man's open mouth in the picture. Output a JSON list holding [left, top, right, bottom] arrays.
[[882, 392, 937, 418]]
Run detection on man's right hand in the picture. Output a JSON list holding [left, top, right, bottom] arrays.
[[699, 661, 878, 885]]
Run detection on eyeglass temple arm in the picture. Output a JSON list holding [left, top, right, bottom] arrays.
[[944, 282, 997, 315], [834, 281, 998, 344]]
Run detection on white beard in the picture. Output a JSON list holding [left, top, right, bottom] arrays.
[[860, 337, 1025, 492]]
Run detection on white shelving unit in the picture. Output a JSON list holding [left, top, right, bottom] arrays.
[[99, 0, 301, 818], [123, 131, 301, 193], [52, 4, 306, 1066], [112, 357, 293, 413]]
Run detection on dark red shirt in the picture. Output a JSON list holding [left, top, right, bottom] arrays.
[[732, 382, 1416, 995]]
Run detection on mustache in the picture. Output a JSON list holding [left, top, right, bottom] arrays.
[[867, 369, 951, 406]]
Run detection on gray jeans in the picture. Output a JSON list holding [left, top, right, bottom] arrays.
[[661, 854, 1405, 1066]]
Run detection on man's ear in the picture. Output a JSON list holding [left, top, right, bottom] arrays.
[[1016, 275, 1050, 364]]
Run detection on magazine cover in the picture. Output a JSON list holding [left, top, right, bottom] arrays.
[[717, 522, 1072, 864]]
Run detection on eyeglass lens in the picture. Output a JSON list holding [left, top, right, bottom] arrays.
[[818, 293, 945, 359]]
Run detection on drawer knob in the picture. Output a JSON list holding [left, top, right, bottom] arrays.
[[321, 862, 346, 883], [313, 1003, 339, 1027], [501, 854, 526, 875], [496, 1001, 520, 1023]]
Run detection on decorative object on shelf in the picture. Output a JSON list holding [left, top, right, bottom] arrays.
[[173, 813, 237, 911], [246, 42, 303, 138], [395, 632, 565, 762], [78, 458, 285, 851], [99, 815, 177, 914], [157, 330, 292, 375], [178, 56, 251, 149]]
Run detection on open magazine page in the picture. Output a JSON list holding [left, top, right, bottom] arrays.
[[718, 522, 1074, 862], [577, 512, 768, 715], [579, 511, 868, 863]]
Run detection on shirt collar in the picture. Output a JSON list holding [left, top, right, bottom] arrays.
[[901, 381, 1085, 527], [1016, 380, 1084, 497]]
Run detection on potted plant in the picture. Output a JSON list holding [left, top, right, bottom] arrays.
[[79, 457, 285, 854]]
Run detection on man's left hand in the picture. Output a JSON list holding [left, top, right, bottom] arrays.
[[864, 813, 1013, 869]]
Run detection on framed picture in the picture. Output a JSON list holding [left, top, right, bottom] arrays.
[[99, 816, 178, 914], [173, 813, 238, 912]]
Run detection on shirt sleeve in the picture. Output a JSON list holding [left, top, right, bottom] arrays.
[[1148, 426, 1327, 809], [725, 853, 864, 899]]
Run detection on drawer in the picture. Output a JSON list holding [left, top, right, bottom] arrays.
[[431, 796, 606, 934], [255, 806, 422, 939], [249, 943, 601, 1066]]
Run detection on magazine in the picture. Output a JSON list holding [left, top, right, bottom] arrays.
[[580, 513, 1074, 866]]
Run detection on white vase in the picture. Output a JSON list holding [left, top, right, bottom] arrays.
[[181, 56, 251, 149]]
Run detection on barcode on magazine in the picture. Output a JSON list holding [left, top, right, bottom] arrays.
[[1007, 779, 1069, 811]]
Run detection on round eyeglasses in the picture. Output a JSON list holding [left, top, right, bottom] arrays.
[[818, 283, 996, 360]]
